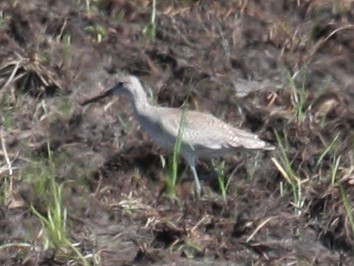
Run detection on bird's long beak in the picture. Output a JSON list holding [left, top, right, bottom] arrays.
[[81, 83, 123, 106]]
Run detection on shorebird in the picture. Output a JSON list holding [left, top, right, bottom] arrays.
[[81, 75, 274, 196]]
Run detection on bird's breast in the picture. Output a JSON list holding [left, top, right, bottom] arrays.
[[136, 113, 176, 150]]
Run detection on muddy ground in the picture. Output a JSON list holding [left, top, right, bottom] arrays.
[[1, 0, 354, 265]]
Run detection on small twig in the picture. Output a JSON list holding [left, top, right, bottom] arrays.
[[323, 25, 354, 43], [1, 128, 14, 205], [2, 59, 22, 89], [246, 216, 274, 243], [190, 215, 209, 233], [0, 128, 13, 176], [271, 157, 292, 185], [310, 25, 354, 58]]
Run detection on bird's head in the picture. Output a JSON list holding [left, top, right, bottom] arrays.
[[81, 75, 143, 106]]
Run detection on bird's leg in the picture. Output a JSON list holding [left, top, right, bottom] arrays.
[[189, 162, 202, 197], [185, 154, 202, 196], [190, 165, 201, 196]]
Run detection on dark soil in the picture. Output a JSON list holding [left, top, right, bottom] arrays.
[[1, 0, 354, 265]]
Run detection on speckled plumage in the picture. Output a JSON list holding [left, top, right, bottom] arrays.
[[82, 75, 274, 195]]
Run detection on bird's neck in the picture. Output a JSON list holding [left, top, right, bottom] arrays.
[[128, 88, 152, 116]]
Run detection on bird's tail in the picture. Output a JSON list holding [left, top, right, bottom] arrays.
[[240, 137, 275, 151], [262, 142, 275, 151]]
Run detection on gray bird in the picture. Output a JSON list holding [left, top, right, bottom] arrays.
[[82, 75, 274, 196]]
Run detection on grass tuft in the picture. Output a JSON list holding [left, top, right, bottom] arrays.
[[287, 69, 309, 123], [23, 140, 90, 265], [272, 130, 305, 215], [143, 0, 157, 41], [165, 106, 187, 198]]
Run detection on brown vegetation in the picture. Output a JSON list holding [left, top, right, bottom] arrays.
[[1, 0, 354, 265]]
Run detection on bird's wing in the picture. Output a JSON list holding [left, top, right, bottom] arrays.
[[155, 108, 268, 150]]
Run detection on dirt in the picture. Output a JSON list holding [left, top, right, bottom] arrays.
[[1, 0, 354, 265]]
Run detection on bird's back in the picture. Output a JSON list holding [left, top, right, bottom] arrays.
[[137, 106, 273, 159]]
